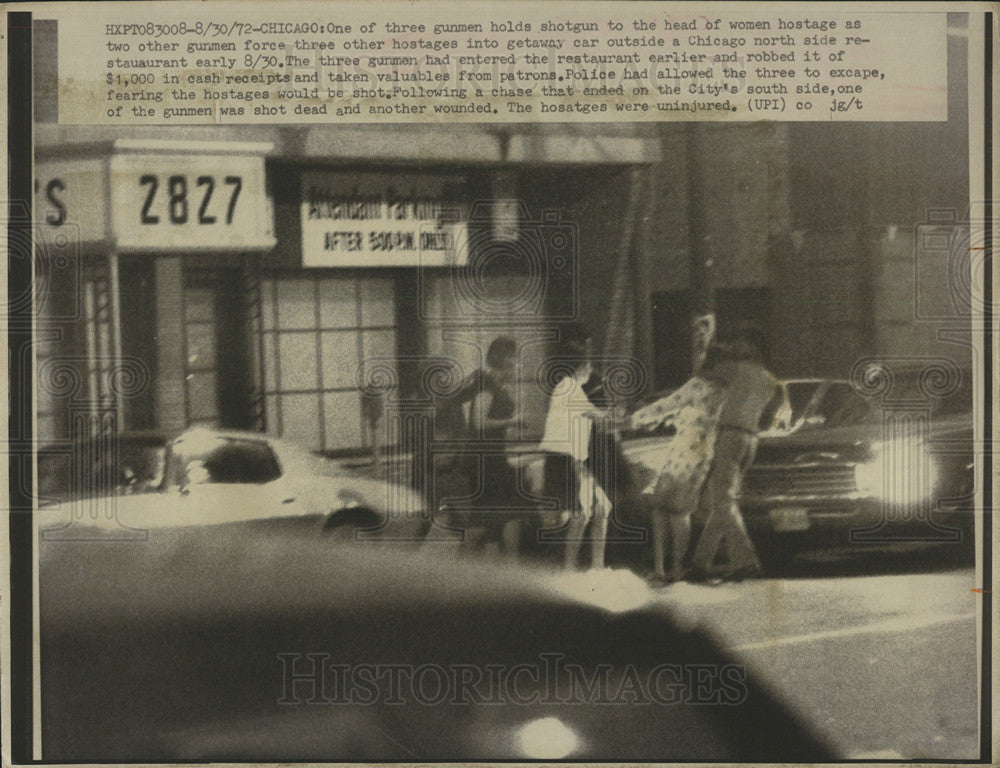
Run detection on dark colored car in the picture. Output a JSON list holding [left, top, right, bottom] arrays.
[[632, 377, 854, 439], [768, 377, 855, 434], [741, 365, 975, 567]]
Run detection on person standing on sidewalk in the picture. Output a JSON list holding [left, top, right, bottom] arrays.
[[465, 336, 525, 558], [419, 339, 521, 551], [689, 329, 787, 582], [629, 342, 731, 584], [537, 326, 614, 571]]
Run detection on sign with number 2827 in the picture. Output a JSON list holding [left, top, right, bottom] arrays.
[[110, 147, 274, 252]]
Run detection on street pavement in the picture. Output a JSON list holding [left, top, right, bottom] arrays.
[[651, 550, 980, 760], [337, 463, 983, 759]]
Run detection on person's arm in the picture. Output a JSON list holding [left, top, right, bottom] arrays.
[[580, 389, 613, 428], [469, 390, 493, 434], [470, 390, 520, 433], [759, 379, 790, 432], [772, 382, 793, 431], [630, 377, 707, 431]]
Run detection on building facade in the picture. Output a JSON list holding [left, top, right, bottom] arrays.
[[34, 122, 663, 453], [33, 19, 971, 454]]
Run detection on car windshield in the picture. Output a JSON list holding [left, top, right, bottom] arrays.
[[814, 382, 856, 421], [825, 373, 973, 427], [164, 436, 283, 488], [785, 381, 819, 424]]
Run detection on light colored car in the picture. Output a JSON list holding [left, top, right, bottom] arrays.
[[39, 428, 428, 540]]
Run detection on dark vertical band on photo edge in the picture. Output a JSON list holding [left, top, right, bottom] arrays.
[[0, 10, 991, 768], [8, 10, 34, 764], [981, 12, 993, 764]]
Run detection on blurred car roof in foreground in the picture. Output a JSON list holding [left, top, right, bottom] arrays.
[[40, 525, 836, 762]]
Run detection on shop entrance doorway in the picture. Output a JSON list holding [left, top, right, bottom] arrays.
[[183, 270, 255, 430]]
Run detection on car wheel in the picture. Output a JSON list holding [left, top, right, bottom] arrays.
[[323, 507, 382, 541]]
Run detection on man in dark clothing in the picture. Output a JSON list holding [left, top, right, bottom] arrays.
[[420, 337, 522, 550], [689, 331, 787, 581]]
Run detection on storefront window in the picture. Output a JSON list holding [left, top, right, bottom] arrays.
[[35, 267, 60, 441], [260, 274, 398, 453], [82, 267, 116, 419], [183, 283, 222, 427]]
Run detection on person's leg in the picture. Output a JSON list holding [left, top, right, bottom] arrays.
[[564, 508, 589, 569], [717, 518, 754, 573], [589, 504, 610, 570], [587, 476, 611, 570], [649, 506, 668, 579], [707, 451, 748, 570], [653, 476, 693, 581], [719, 435, 763, 575], [565, 464, 593, 570], [737, 439, 763, 572], [500, 519, 521, 561], [668, 513, 692, 581], [538, 452, 573, 550], [422, 455, 470, 545], [462, 525, 487, 554], [690, 467, 725, 573], [690, 429, 741, 575], [721, 514, 762, 575]]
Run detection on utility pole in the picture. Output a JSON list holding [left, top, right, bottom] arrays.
[[684, 124, 717, 374]]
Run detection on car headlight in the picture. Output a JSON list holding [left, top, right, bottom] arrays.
[[515, 717, 580, 759], [854, 438, 938, 505]]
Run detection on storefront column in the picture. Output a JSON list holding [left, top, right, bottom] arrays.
[[154, 256, 187, 435], [633, 166, 657, 393], [107, 250, 124, 429], [684, 124, 717, 374]]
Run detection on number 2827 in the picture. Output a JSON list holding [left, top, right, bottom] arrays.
[[139, 174, 242, 225]]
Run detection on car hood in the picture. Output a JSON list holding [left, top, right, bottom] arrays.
[[622, 413, 973, 467], [752, 412, 973, 463]]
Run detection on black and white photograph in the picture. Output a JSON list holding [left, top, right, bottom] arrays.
[[3, 2, 995, 765]]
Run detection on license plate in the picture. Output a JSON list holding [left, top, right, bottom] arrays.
[[769, 507, 811, 532]]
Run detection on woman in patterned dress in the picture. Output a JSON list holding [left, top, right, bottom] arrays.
[[629, 344, 730, 583]]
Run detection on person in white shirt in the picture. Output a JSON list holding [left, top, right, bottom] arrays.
[[538, 356, 613, 570]]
